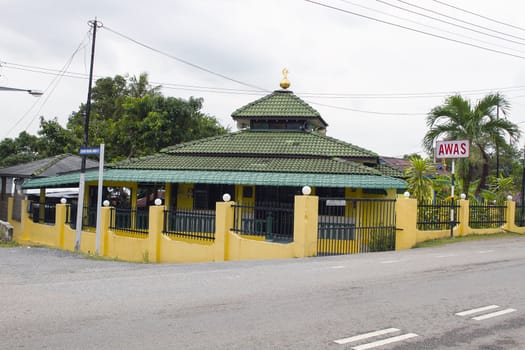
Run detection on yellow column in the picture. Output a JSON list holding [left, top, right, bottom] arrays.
[[293, 195, 319, 258], [39, 188, 46, 224], [458, 199, 470, 236], [214, 201, 234, 261], [55, 204, 67, 248], [20, 199, 30, 242], [147, 204, 164, 263], [395, 197, 417, 250], [100, 206, 111, 256]]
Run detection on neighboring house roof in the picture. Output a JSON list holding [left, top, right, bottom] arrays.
[[0, 154, 99, 178], [162, 130, 377, 159]]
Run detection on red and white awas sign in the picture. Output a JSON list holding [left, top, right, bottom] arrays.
[[435, 140, 470, 159]]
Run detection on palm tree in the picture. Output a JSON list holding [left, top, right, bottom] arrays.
[[423, 94, 521, 197], [405, 156, 434, 202]]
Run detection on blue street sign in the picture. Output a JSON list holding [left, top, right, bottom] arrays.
[[79, 147, 100, 155]]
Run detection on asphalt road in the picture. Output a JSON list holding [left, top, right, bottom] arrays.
[[1, 237, 525, 350]]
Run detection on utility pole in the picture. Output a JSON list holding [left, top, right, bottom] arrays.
[[496, 93, 500, 179], [74, 19, 102, 251]]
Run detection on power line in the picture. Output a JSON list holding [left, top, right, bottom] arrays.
[[5, 31, 91, 137], [393, 0, 525, 42], [337, 0, 525, 55], [303, 0, 525, 60], [376, 0, 525, 47], [431, 0, 525, 33], [4, 60, 525, 100], [101, 25, 270, 93]]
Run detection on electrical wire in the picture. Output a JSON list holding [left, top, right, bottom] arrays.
[[303, 0, 525, 60], [101, 25, 270, 93], [375, 0, 525, 47], [4, 60, 525, 100], [393, 0, 525, 42], [4, 31, 91, 137], [336, 0, 525, 55], [431, 0, 525, 33]]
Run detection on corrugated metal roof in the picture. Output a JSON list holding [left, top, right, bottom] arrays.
[[22, 168, 406, 189], [0, 154, 99, 177]]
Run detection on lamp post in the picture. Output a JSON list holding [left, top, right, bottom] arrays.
[[0, 86, 43, 96]]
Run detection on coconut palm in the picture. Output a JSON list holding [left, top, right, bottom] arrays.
[[423, 94, 521, 197], [405, 156, 434, 202]]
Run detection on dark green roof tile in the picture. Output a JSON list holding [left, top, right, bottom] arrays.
[[112, 154, 382, 175], [162, 130, 377, 158], [231, 90, 322, 120]]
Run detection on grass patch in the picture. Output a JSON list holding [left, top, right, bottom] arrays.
[[0, 239, 19, 247], [414, 231, 524, 249]]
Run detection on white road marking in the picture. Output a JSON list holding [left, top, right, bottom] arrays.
[[351, 333, 419, 350], [380, 260, 401, 264], [455, 305, 500, 316], [334, 328, 400, 345], [478, 250, 494, 254], [435, 254, 457, 258], [472, 308, 516, 321], [331, 265, 345, 269]]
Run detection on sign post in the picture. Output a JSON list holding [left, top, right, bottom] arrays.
[[75, 145, 104, 255], [435, 140, 470, 238]]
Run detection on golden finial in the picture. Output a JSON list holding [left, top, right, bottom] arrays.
[[280, 68, 291, 89]]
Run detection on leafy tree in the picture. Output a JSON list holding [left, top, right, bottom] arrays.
[[0, 131, 40, 167], [405, 156, 434, 202], [67, 73, 227, 161], [37, 117, 79, 157], [423, 94, 521, 198]]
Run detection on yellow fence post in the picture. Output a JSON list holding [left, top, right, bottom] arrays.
[[395, 196, 417, 250], [100, 206, 111, 256], [505, 199, 516, 231], [293, 194, 319, 258], [55, 204, 67, 248], [458, 199, 470, 236], [215, 201, 234, 261], [20, 199, 30, 242], [147, 204, 164, 263]]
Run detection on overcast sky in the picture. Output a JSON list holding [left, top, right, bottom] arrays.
[[1, 0, 525, 158]]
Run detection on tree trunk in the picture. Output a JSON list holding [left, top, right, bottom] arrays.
[[475, 144, 490, 197]]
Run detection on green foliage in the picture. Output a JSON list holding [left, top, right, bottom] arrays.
[[67, 73, 228, 161], [405, 156, 434, 202], [486, 175, 516, 204], [423, 93, 521, 197], [0, 73, 228, 167]]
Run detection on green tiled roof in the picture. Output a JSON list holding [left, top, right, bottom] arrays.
[[376, 163, 405, 178], [22, 169, 406, 189], [112, 154, 382, 175], [231, 90, 323, 120], [162, 130, 377, 159]]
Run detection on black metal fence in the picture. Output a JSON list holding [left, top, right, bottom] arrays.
[[28, 201, 56, 225], [109, 207, 149, 235], [516, 204, 525, 227], [65, 205, 98, 229], [232, 202, 294, 242], [469, 202, 506, 229], [417, 200, 460, 231], [163, 209, 215, 241], [317, 198, 396, 256]]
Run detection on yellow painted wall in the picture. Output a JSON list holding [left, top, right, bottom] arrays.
[[177, 183, 194, 209], [11, 192, 523, 264]]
